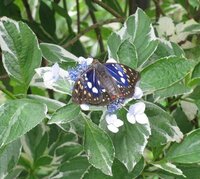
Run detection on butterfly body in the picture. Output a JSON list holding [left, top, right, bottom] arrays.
[[72, 60, 139, 106]]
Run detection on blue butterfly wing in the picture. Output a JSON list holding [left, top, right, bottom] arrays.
[[104, 63, 129, 87], [72, 67, 111, 105], [104, 63, 139, 98]]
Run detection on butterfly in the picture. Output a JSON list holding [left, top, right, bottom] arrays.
[[72, 60, 140, 106]]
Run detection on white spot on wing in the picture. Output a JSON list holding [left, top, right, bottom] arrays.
[[121, 77, 126, 84], [102, 89, 106, 92], [87, 82, 92, 88], [92, 87, 98, 93], [97, 80, 100, 85], [118, 71, 123, 77]]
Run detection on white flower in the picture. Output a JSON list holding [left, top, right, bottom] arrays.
[[105, 114, 124, 133], [133, 87, 143, 99], [156, 17, 197, 49], [78, 56, 93, 66], [42, 63, 60, 88], [35, 63, 70, 89], [80, 104, 90, 111], [127, 102, 149, 124], [157, 17, 175, 37]]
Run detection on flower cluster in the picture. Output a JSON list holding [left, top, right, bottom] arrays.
[[105, 85, 148, 133], [156, 16, 197, 49], [35, 63, 69, 90], [68, 57, 93, 82]]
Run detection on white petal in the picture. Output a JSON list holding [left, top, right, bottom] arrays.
[[135, 113, 149, 124], [135, 80, 140, 87], [59, 69, 69, 78], [78, 56, 86, 63], [86, 58, 93, 65], [126, 113, 136, 124], [128, 102, 146, 115], [44, 80, 54, 88], [113, 119, 124, 127], [43, 71, 54, 82], [107, 124, 119, 133], [52, 63, 60, 74], [80, 104, 90, 111], [133, 87, 143, 99], [106, 58, 117, 63], [105, 114, 117, 124], [157, 17, 175, 36]]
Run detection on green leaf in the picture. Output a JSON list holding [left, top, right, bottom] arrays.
[[107, 33, 121, 60], [177, 164, 200, 179], [40, 43, 78, 63], [152, 162, 185, 177], [140, 56, 195, 93], [0, 2, 21, 21], [34, 132, 49, 160], [83, 158, 144, 179], [190, 61, 200, 85], [166, 128, 200, 163], [146, 102, 183, 147], [126, 9, 158, 66], [129, 158, 145, 178], [3, 168, 23, 179], [49, 103, 81, 124], [188, 0, 200, 9], [55, 142, 83, 161], [22, 124, 45, 158], [154, 82, 192, 101], [188, 86, 200, 110], [153, 39, 185, 59], [39, 1, 56, 36], [59, 156, 90, 179], [48, 130, 78, 156], [52, 2, 72, 23], [102, 0, 124, 16], [84, 116, 114, 176], [0, 17, 42, 90], [102, 109, 151, 172], [35, 155, 53, 167], [82, 166, 110, 179], [107, 9, 158, 67], [193, 62, 200, 77], [184, 24, 200, 34], [172, 107, 193, 134], [117, 39, 138, 68], [0, 140, 21, 178], [28, 94, 65, 112], [0, 99, 47, 147]]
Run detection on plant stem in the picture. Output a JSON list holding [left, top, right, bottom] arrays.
[[153, 0, 165, 21], [63, 18, 124, 48], [88, 5, 105, 53], [63, 0, 73, 33], [92, 0, 123, 18], [129, 0, 137, 15], [76, 0, 81, 33], [0, 85, 16, 99], [22, 0, 34, 22]]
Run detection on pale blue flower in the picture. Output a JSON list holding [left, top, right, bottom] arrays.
[[133, 86, 143, 99], [127, 102, 149, 124], [105, 114, 124, 133], [69, 57, 93, 82]]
